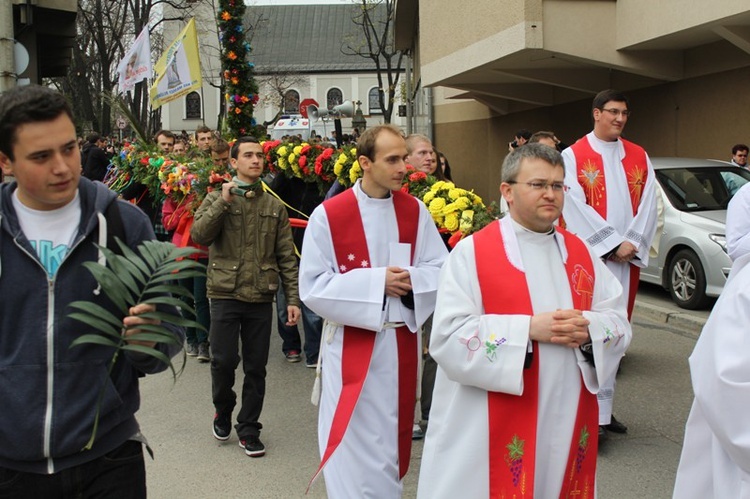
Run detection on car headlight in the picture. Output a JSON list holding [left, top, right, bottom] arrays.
[[709, 233, 727, 252]]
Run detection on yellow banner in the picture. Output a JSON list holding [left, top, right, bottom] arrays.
[[150, 18, 202, 109]]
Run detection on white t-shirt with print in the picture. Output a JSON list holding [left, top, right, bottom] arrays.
[[12, 190, 81, 277]]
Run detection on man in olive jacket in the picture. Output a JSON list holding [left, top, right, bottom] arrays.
[[191, 136, 300, 458]]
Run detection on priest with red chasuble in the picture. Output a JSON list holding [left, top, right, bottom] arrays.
[[418, 144, 630, 498], [299, 124, 448, 498], [561, 89, 658, 438]]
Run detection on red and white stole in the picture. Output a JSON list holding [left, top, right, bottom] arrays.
[[309, 187, 420, 488], [571, 135, 647, 318], [571, 135, 649, 219], [474, 220, 598, 498]]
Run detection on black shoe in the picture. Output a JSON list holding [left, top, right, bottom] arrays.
[[185, 343, 198, 357], [598, 425, 609, 445], [239, 435, 265, 457], [604, 415, 628, 434], [285, 350, 301, 363], [197, 342, 210, 363], [212, 412, 231, 441]]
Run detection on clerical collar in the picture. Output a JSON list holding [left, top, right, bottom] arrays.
[[356, 179, 391, 200], [509, 216, 555, 236]]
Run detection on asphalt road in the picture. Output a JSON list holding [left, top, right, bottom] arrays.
[[139, 289, 708, 498]]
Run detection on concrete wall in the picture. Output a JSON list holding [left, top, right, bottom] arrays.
[[434, 65, 750, 203]]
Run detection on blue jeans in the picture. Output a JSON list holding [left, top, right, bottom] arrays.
[[0, 440, 145, 499], [181, 257, 210, 345], [276, 286, 322, 364]]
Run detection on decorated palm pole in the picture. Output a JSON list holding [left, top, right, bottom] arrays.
[[218, 0, 260, 137]]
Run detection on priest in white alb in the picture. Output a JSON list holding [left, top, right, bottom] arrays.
[[418, 143, 630, 498], [673, 251, 750, 498], [299, 124, 448, 498], [561, 89, 657, 437]]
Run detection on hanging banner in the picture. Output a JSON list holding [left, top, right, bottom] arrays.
[[117, 27, 152, 93], [150, 18, 202, 109]]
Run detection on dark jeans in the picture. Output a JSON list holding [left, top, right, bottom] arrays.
[[0, 440, 145, 499], [276, 286, 322, 364], [210, 299, 272, 439], [180, 257, 210, 346]]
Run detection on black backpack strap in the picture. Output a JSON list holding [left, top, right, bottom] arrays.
[[104, 200, 126, 255]]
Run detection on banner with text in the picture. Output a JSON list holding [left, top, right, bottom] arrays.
[[117, 27, 152, 93], [150, 18, 202, 109]]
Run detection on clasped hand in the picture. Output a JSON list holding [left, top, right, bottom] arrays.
[[611, 241, 637, 263], [385, 266, 412, 297], [529, 309, 590, 348]]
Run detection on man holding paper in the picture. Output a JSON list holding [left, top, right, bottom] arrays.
[[299, 124, 448, 498]]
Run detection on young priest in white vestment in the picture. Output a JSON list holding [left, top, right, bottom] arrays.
[[561, 89, 658, 438], [418, 143, 631, 498], [299, 124, 448, 498]]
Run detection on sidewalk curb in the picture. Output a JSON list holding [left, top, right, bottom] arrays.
[[633, 300, 706, 339]]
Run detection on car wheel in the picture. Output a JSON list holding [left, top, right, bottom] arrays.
[[668, 249, 709, 310]]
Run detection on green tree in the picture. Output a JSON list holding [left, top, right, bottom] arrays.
[[344, 0, 404, 124]]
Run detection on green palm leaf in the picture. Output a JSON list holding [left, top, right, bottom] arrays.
[[66, 237, 206, 450]]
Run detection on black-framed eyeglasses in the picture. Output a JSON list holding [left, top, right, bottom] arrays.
[[600, 108, 631, 117], [507, 181, 568, 192]]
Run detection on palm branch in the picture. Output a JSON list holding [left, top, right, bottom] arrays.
[[67, 237, 207, 450]]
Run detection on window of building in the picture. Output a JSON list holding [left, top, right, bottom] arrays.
[[368, 87, 383, 115], [185, 91, 201, 119], [327, 88, 343, 110], [284, 89, 300, 114]]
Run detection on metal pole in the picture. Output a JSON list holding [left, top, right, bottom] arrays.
[[405, 53, 413, 135], [0, 0, 16, 92]]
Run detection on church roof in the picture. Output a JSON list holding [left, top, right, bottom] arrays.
[[247, 4, 384, 73]]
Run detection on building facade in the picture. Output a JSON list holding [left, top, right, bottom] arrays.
[[396, 0, 750, 202], [161, 4, 406, 137]]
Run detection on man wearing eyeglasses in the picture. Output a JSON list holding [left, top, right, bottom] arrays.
[[418, 143, 630, 498], [561, 89, 658, 442]]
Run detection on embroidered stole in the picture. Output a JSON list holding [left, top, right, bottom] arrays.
[[571, 136, 646, 317], [310, 188, 420, 487], [571, 136, 648, 219], [473, 220, 599, 498]]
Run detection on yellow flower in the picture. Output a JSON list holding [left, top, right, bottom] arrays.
[[349, 161, 361, 184], [350, 148, 357, 156], [278, 146, 288, 157], [444, 212, 459, 232], [288, 153, 296, 164], [293, 145, 303, 155], [431, 213, 444, 225], [432, 181, 446, 192], [443, 181, 456, 190], [442, 202, 458, 216], [428, 197, 446, 215], [334, 161, 344, 176], [455, 197, 471, 210], [278, 156, 288, 170], [337, 153, 348, 164], [459, 210, 474, 232], [423, 191, 435, 204], [448, 188, 463, 200]]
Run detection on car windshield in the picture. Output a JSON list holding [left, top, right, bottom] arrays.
[[656, 166, 750, 211]]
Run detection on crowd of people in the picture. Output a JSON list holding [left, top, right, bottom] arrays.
[[2, 82, 750, 498]]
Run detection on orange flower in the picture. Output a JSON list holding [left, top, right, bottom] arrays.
[[234, 107, 242, 114], [227, 51, 237, 60], [221, 11, 231, 21]]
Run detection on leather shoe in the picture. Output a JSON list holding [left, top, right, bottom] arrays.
[[604, 415, 628, 434]]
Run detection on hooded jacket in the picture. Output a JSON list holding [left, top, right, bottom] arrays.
[[0, 177, 184, 474]]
